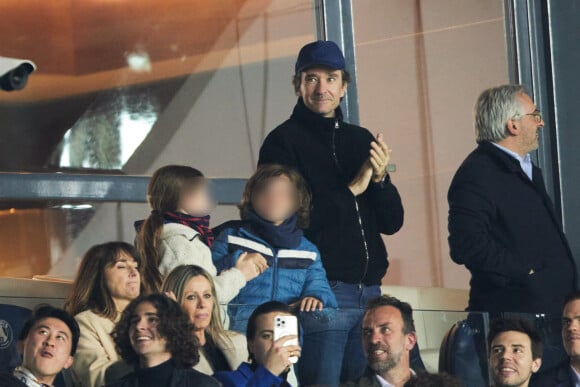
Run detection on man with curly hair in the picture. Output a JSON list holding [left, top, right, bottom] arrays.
[[105, 293, 219, 387]]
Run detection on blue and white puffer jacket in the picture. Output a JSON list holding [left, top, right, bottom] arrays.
[[211, 221, 337, 332]]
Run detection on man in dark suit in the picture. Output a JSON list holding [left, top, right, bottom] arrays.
[[448, 84, 576, 315], [448, 85, 577, 380], [532, 292, 580, 386]]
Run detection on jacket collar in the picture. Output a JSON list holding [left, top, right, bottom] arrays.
[[354, 367, 383, 387], [291, 97, 343, 131], [556, 361, 575, 385], [478, 141, 526, 174]]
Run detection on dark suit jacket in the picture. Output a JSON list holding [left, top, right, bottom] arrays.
[[531, 360, 575, 387], [448, 141, 576, 314], [339, 368, 382, 387], [104, 367, 220, 387], [0, 373, 27, 387]]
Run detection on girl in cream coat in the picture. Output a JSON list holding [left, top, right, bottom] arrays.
[[134, 165, 266, 299]]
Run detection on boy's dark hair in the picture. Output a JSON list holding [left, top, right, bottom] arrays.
[[19, 305, 80, 356], [366, 295, 416, 334], [404, 372, 462, 387], [563, 290, 580, 308], [488, 318, 543, 360], [246, 301, 296, 364], [112, 293, 200, 368], [246, 301, 296, 341]]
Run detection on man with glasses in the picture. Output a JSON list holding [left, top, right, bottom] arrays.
[[448, 84, 575, 315], [448, 85, 576, 377]]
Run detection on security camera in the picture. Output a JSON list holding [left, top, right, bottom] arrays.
[[0, 56, 36, 91]]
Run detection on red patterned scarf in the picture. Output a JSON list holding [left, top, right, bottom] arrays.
[[162, 211, 214, 247]]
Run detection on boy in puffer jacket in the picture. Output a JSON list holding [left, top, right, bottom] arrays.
[[211, 164, 337, 332]]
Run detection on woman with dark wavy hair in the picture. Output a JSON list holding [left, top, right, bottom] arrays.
[[106, 293, 219, 387], [64, 241, 142, 387]]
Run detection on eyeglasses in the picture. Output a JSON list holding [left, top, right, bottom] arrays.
[[517, 110, 543, 123]]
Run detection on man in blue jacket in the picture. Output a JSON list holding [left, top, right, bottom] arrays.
[[259, 40, 405, 386], [214, 301, 300, 387]]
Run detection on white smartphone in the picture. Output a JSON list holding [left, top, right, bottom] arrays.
[[273, 315, 299, 364]]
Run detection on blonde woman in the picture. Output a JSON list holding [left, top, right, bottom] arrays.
[[162, 265, 248, 375]]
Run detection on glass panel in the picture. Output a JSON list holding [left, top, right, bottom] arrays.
[[0, 277, 494, 383], [352, 0, 509, 289], [0, 0, 316, 172], [55, 90, 160, 169], [0, 202, 144, 278]]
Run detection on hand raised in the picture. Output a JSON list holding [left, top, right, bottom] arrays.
[[369, 133, 391, 183], [235, 252, 269, 281], [264, 335, 301, 376], [349, 160, 373, 196]]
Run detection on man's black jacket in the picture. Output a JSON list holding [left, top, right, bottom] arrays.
[[448, 141, 576, 314], [259, 99, 404, 286]]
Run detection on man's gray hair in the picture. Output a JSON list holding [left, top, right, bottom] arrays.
[[474, 84, 526, 143]]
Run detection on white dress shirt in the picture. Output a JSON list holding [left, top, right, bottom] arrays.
[[492, 142, 533, 181], [375, 368, 416, 387]]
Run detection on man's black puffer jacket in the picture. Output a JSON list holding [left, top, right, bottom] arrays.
[[258, 98, 404, 286]]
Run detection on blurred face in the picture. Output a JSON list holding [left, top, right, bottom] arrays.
[[178, 181, 213, 217], [252, 176, 297, 225], [248, 311, 292, 366], [129, 302, 170, 367], [19, 318, 74, 385], [296, 67, 347, 118], [514, 93, 544, 155], [362, 306, 416, 377], [562, 299, 580, 360], [490, 331, 541, 387], [105, 251, 140, 308], [180, 275, 214, 331]]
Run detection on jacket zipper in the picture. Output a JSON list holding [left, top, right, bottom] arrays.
[[272, 248, 278, 300], [332, 119, 370, 289]]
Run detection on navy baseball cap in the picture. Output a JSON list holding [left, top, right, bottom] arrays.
[[295, 40, 346, 74]]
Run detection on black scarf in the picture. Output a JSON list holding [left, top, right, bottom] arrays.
[[242, 210, 302, 249], [162, 211, 214, 247]]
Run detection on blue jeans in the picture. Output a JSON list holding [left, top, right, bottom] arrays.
[[297, 281, 381, 386]]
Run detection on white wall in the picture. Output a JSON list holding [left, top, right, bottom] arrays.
[[353, 0, 509, 289]]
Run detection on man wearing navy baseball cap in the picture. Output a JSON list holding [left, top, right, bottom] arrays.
[[259, 41, 405, 386]]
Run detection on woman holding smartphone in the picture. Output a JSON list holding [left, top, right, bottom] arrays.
[[213, 301, 300, 387]]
